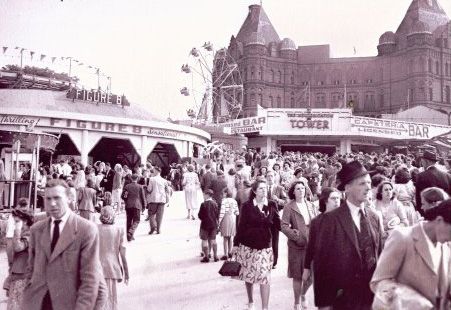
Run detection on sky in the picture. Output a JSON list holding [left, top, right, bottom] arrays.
[[1, 0, 451, 120]]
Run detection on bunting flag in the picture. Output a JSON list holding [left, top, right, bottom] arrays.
[[73, 59, 79, 63], [88, 65, 92, 68], [61, 56, 65, 60], [2, 47, 7, 54], [51, 56, 56, 64], [78, 62, 83, 66], [40, 54, 46, 61], [30, 51, 35, 60], [20, 48, 25, 52], [15, 46, 20, 49]]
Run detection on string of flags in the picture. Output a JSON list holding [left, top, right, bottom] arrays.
[[1, 45, 110, 78]]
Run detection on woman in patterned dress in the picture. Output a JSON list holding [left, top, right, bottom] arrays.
[[233, 180, 280, 310], [219, 188, 239, 260]]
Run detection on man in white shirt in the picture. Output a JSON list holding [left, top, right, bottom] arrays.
[[23, 179, 106, 310]]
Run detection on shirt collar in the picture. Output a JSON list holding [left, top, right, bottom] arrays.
[[347, 199, 365, 216], [253, 198, 268, 207], [420, 221, 441, 248], [51, 209, 71, 224]]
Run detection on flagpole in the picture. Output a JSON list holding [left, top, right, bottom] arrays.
[[344, 82, 347, 109]]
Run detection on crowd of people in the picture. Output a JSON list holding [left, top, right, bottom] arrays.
[[1, 145, 451, 309]]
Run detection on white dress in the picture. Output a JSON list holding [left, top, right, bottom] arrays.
[[183, 172, 200, 210]]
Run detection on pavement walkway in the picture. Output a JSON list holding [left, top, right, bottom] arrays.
[[0, 191, 317, 310]]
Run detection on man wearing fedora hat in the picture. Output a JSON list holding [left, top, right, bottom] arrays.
[[313, 160, 383, 309], [415, 150, 451, 215]]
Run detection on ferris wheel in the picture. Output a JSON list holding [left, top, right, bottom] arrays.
[[180, 42, 243, 124]]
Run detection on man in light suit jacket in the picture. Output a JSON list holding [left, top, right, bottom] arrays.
[[23, 179, 105, 310], [415, 150, 451, 215], [266, 170, 287, 269], [371, 200, 451, 309], [146, 166, 171, 235], [122, 173, 146, 241], [315, 161, 383, 309]]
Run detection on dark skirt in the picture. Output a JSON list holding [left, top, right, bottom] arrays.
[[287, 246, 306, 279]]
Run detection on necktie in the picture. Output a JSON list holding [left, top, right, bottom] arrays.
[[267, 185, 271, 200], [51, 220, 61, 253], [436, 244, 446, 309], [359, 209, 376, 271]]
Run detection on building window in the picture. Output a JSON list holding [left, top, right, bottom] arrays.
[[446, 63, 449, 76], [333, 80, 340, 85], [290, 97, 295, 108], [349, 79, 357, 85], [270, 69, 274, 83], [429, 88, 433, 101], [317, 81, 324, 86], [428, 59, 432, 73], [436, 61, 440, 75], [251, 66, 255, 80], [258, 93, 263, 105], [379, 94, 384, 108], [277, 96, 281, 108], [366, 79, 373, 84], [301, 81, 309, 86], [290, 72, 295, 84], [260, 67, 264, 80], [446, 86, 450, 104], [277, 71, 282, 83]]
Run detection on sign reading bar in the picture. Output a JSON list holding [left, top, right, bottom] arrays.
[[66, 89, 129, 106], [351, 117, 430, 139], [223, 116, 266, 134]]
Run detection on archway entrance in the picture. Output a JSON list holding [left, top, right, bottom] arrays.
[[148, 143, 180, 177], [43, 133, 80, 164], [89, 138, 140, 169]]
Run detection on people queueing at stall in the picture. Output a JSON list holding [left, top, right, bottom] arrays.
[[1, 145, 451, 309]]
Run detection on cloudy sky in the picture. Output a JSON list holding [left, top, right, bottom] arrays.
[[1, 0, 451, 119]]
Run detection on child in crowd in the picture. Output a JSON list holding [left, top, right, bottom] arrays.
[[198, 189, 219, 263], [218, 188, 239, 260]]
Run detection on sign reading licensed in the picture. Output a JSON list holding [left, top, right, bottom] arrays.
[[49, 118, 179, 138]]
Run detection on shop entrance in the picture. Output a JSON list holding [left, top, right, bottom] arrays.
[[280, 144, 337, 155], [89, 138, 140, 169], [148, 143, 180, 178]]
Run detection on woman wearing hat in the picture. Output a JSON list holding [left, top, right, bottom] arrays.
[[6, 208, 33, 310], [98, 206, 129, 310]]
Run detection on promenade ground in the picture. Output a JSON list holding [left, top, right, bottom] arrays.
[[0, 191, 316, 310]]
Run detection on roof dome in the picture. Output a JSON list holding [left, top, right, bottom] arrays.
[[280, 38, 297, 51], [409, 20, 432, 35], [244, 32, 266, 46], [378, 31, 397, 45]]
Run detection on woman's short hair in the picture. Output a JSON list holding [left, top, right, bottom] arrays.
[[249, 179, 267, 201], [420, 187, 449, 205], [371, 174, 388, 188], [86, 178, 95, 189], [394, 168, 411, 184], [223, 187, 233, 198], [424, 198, 451, 224], [187, 164, 194, 172], [376, 181, 395, 201], [318, 187, 340, 213], [287, 180, 307, 200]]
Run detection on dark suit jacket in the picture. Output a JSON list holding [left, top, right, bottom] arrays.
[[234, 199, 281, 250], [198, 199, 219, 231], [415, 165, 451, 213], [314, 202, 383, 309], [200, 171, 216, 192], [210, 177, 228, 206], [123, 182, 146, 210], [100, 169, 115, 192]]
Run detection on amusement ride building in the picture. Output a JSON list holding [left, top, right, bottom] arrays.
[[0, 70, 210, 171]]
